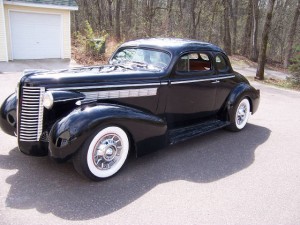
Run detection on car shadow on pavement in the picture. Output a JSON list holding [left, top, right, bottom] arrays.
[[0, 124, 270, 220]]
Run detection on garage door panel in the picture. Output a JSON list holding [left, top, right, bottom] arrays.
[[10, 11, 61, 59]]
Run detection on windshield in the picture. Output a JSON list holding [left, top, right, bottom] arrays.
[[110, 48, 171, 70]]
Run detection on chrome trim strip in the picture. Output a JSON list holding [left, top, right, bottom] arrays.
[[161, 82, 168, 85], [48, 83, 161, 91], [37, 88, 45, 141], [171, 75, 235, 84], [48, 76, 233, 91], [82, 88, 158, 101], [53, 97, 84, 103]]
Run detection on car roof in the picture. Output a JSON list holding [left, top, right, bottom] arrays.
[[120, 38, 225, 55]]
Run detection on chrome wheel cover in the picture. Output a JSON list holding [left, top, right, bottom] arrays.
[[235, 99, 250, 129], [93, 133, 123, 170], [87, 126, 129, 178]]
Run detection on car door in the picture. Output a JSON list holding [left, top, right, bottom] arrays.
[[165, 52, 219, 128]]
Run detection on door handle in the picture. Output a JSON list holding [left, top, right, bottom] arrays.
[[211, 80, 220, 84]]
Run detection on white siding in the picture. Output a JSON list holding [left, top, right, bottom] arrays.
[[0, 0, 8, 61]]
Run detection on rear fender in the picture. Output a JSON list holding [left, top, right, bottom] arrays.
[[222, 83, 260, 123], [49, 103, 167, 160]]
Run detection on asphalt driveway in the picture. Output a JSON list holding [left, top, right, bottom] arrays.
[[0, 59, 80, 73], [0, 60, 299, 225]]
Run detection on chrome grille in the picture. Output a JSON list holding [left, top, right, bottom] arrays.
[[19, 86, 45, 142]]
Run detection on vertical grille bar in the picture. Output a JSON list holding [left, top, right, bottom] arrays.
[[19, 86, 44, 142]]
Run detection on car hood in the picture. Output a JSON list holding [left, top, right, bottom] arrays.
[[20, 65, 164, 88]]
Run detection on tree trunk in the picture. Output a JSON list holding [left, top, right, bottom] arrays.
[[107, 0, 113, 27], [115, 0, 121, 41], [96, 0, 103, 31], [250, 0, 259, 61], [284, 0, 300, 68], [256, 0, 276, 80], [143, 0, 155, 37], [242, 0, 253, 56], [73, 11, 78, 32], [167, 0, 174, 34], [223, 0, 232, 55], [209, 1, 219, 43], [126, 0, 133, 28], [82, 0, 90, 22], [232, 0, 238, 54], [190, 0, 202, 39]]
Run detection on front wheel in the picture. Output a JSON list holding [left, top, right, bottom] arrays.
[[227, 98, 251, 132], [73, 126, 130, 181]]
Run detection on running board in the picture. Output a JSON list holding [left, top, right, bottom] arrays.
[[168, 120, 230, 145]]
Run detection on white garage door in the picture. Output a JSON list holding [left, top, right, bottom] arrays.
[[10, 11, 61, 59]]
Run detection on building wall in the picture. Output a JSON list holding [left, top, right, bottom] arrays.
[[3, 4, 71, 60], [0, 0, 8, 61]]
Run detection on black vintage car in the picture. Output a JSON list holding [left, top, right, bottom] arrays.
[[0, 38, 259, 180]]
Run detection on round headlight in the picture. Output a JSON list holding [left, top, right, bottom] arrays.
[[43, 92, 54, 109]]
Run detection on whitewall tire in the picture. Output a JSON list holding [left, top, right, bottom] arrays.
[[73, 126, 129, 180], [227, 98, 251, 132]]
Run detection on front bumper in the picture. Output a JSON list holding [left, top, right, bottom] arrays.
[[18, 140, 48, 156]]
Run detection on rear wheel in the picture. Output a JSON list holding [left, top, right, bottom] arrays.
[[73, 126, 129, 181], [227, 98, 251, 132]]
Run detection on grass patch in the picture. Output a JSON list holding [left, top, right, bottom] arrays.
[[264, 79, 300, 91], [248, 77, 300, 91]]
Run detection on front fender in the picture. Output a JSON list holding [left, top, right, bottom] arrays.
[[225, 83, 260, 123], [49, 103, 167, 160], [0, 93, 17, 136]]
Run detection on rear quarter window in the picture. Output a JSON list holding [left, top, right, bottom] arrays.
[[176, 52, 212, 72], [215, 54, 230, 72]]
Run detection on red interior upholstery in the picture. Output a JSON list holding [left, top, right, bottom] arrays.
[[190, 60, 211, 71]]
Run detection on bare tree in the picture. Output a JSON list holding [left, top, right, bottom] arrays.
[[251, 0, 259, 61], [256, 0, 276, 80], [125, 0, 133, 28], [143, 0, 155, 36], [107, 0, 113, 27], [190, 0, 202, 39], [208, 1, 219, 42], [223, 0, 232, 55], [284, 0, 300, 68], [231, 0, 239, 53], [242, 0, 253, 56], [115, 0, 121, 41], [96, 0, 105, 30], [167, 0, 174, 34], [71, 0, 300, 69]]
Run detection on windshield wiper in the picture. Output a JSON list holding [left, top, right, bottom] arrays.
[[112, 61, 163, 71], [112, 63, 134, 70], [129, 61, 149, 67]]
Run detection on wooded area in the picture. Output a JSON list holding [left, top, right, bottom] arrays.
[[72, 0, 300, 77]]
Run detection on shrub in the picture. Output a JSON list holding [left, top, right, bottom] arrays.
[[74, 21, 108, 58], [84, 21, 108, 57]]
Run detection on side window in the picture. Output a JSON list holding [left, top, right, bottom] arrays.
[[176, 52, 211, 72], [215, 54, 229, 72]]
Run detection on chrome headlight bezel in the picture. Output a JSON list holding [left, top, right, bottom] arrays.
[[43, 91, 54, 109], [15, 82, 20, 100]]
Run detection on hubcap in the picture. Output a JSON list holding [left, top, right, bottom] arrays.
[[236, 102, 248, 125], [93, 134, 122, 170]]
